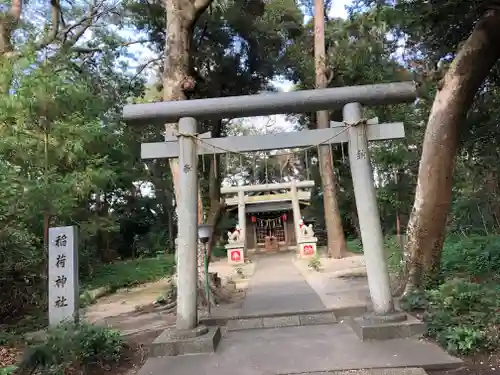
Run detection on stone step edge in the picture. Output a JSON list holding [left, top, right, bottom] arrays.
[[200, 305, 368, 327], [226, 311, 338, 331], [277, 367, 429, 375]]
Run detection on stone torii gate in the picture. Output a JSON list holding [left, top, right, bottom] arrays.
[[122, 82, 418, 352]]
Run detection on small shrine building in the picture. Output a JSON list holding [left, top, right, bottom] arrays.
[[221, 180, 314, 252]]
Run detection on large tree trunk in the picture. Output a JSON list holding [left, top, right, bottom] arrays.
[[0, 0, 22, 94], [0, 0, 22, 56], [402, 8, 500, 295], [163, 0, 212, 223], [205, 120, 225, 261], [314, 0, 347, 258]]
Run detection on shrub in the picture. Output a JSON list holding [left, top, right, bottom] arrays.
[[424, 279, 500, 354], [0, 366, 17, 375], [308, 254, 322, 271], [212, 246, 227, 258], [24, 322, 124, 374], [400, 289, 428, 311], [440, 235, 500, 280]]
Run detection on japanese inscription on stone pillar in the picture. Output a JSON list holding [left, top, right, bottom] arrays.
[[48, 226, 79, 326]]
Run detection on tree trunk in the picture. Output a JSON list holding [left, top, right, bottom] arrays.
[[0, 0, 22, 94], [314, 0, 347, 258], [205, 120, 225, 261], [0, 0, 22, 56], [402, 8, 500, 295], [163, 0, 212, 224]]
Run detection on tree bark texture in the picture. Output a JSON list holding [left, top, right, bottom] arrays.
[[205, 120, 224, 261], [314, 0, 347, 258], [402, 8, 500, 295], [163, 0, 212, 224]]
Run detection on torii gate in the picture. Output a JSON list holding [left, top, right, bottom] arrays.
[[122, 82, 418, 338]]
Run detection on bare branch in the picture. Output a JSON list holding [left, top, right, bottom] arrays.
[[129, 56, 163, 88], [72, 39, 152, 53]]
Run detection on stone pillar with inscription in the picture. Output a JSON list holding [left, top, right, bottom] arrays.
[[345, 102, 394, 315], [48, 226, 79, 327]]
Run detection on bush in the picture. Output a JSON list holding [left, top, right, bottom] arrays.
[[0, 366, 17, 375], [308, 254, 322, 271], [399, 289, 428, 311], [25, 322, 124, 374], [423, 279, 500, 354], [212, 246, 227, 258], [440, 235, 500, 280]]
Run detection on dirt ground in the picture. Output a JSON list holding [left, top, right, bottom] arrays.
[[428, 353, 500, 375]]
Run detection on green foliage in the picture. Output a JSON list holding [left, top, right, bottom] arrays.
[[424, 280, 500, 354], [135, 230, 172, 258], [440, 235, 500, 279], [399, 290, 428, 311], [308, 254, 322, 271], [347, 239, 363, 253], [27, 322, 124, 374], [0, 22, 155, 321], [398, 236, 500, 355], [212, 246, 227, 258], [0, 366, 17, 375], [82, 255, 176, 293]]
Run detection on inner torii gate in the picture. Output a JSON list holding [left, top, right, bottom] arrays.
[[221, 180, 315, 253], [122, 82, 418, 340]]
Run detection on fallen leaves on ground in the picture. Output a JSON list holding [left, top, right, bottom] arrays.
[[0, 346, 22, 367]]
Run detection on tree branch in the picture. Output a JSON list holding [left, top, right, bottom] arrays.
[[128, 56, 163, 89], [72, 39, 152, 53]]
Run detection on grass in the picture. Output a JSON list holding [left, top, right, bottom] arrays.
[[82, 254, 176, 293]]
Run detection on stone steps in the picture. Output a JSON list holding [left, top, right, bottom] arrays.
[[287, 369, 428, 375], [227, 310, 338, 331], [200, 305, 368, 330]]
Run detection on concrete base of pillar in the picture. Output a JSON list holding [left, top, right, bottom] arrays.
[[346, 312, 426, 341], [149, 325, 222, 357]]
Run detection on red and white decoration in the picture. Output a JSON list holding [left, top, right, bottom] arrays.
[[227, 246, 245, 265], [297, 218, 317, 258], [299, 242, 317, 258]]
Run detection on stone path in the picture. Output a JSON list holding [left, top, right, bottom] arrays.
[[241, 253, 325, 316], [135, 252, 462, 375], [293, 255, 371, 310], [138, 324, 461, 375]]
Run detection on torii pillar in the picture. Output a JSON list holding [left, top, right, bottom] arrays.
[[237, 189, 246, 255], [290, 180, 302, 247]]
